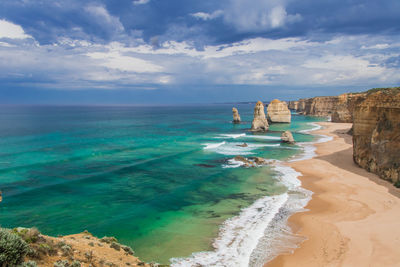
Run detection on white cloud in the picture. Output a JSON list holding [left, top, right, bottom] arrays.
[[222, 0, 301, 32], [361, 43, 390, 50], [86, 51, 163, 73], [1, 32, 399, 90], [84, 5, 124, 32], [191, 10, 223, 21], [133, 0, 150, 5], [0, 19, 32, 39]]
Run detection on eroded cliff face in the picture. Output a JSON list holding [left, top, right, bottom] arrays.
[[267, 99, 291, 123], [289, 94, 366, 123], [331, 93, 366, 123], [301, 96, 339, 116], [353, 90, 400, 184]]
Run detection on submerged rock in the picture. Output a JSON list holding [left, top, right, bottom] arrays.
[[267, 99, 291, 123], [236, 143, 248, 147], [281, 131, 295, 144], [250, 101, 269, 132], [233, 156, 267, 167], [248, 156, 266, 165], [232, 107, 241, 124]]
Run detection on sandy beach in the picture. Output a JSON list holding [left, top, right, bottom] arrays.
[[266, 122, 400, 267]]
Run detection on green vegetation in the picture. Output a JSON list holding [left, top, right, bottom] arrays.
[[110, 241, 121, 251], [20, 260, 38, 267], [365, 87, 400, 95], [12, 228, 41, 244], [122, 245, 135, 255], [100, 236, 118, 244], [54, 260, 81, 267], [0, 228, 29, 266]]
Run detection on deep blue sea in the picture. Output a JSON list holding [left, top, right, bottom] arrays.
[[0, 104, 325, 266]]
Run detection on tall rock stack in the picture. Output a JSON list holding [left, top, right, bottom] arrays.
[[250, 101, 269, 131], [352, 89, 400, 184], [232, 107, 241, 123], [288, 101, 299, 110], [267, 99, 291, 123]]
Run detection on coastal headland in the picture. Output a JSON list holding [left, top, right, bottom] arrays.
[[266, 122, 400, 267]]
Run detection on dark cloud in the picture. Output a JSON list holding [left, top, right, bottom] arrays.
[[1, 0, 399, 46]]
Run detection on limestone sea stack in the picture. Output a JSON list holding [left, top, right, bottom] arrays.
[[281, 130, 295, 144], [232, 107, 241, 123], [250, 101, 269, 132], [267, 99, 291, 123]]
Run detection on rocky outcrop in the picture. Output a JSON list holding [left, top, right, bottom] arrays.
[[281, 131, 295, 144], [233, 156, 267, 167], [352, 88, 400, 184], [251, 101, 269, 131], [3, 227, 149, 267], [232, 107, 241, 123], [267, 99, 291, 123]]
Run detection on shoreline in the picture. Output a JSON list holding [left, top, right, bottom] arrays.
[[265, 122, 400, 267]]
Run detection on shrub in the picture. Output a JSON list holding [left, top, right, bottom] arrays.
[[70, 260, 81, 267], [54, 260, 69, 267], [60, 244, 72, 256], [121, 245, 134, 255], [110, 242, 120, 251], [100, 236, 117, 244], [0, 228, 29, 266], [37, 242, 57, 256], [20, 260, 38, 267]]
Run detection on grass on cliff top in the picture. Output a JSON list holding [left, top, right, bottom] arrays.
[[346, 87, 400, 96], [365, 87, 400, 95]]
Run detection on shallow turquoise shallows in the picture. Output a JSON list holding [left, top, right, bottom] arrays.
[[0, 104, 323, 264]]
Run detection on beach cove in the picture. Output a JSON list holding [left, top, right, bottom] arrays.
[[266, 122, 400, 267]]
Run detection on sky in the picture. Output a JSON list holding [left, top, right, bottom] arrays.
[[1, 0, 400, 104]]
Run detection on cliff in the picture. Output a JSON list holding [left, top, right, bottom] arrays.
[[352, 88, 400, 185], [331, 93, 366, 123], [266, 99, 291, 123], [250, 101, 269, 131], [289, 93, 366, 123], [298, 96, 339, 117]]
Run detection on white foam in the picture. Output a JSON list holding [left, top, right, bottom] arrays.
[[171, 163, 312, 267], [203, 142, 226, 150], [290, 123, 333, 162], [204, 142, 280, 156], [244, 135, 281, 140], [222, 158, 246, 168], [298, 122, 321, 133], [171, 194, 289, 267], [217, 133, 246, 139]]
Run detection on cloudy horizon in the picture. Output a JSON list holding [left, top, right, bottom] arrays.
[[1, 0, 400, 104]]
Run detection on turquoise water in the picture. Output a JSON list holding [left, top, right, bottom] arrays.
[[0, 104, 323, 264]]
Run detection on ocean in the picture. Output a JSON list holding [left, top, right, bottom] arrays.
[[0, 104, 326, 266]]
